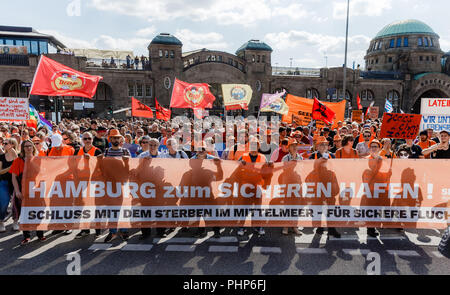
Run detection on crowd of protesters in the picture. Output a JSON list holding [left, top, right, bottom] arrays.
[[0, 115, 449, 246]]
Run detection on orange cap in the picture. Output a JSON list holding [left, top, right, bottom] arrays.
[[316, 136, 329, 145]]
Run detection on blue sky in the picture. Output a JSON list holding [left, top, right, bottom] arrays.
[[3, 0, 450, 68]]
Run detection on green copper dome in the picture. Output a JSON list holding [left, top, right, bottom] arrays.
[[375, 20, 438, 39], [150, 33, 182, 46], [236, 40, 272, 55]]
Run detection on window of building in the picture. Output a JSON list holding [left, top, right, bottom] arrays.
[[211, 55, 216, 61], [30, 41, 39, 55], [238, 63, 243, 71], [145, 84, 152, 98], [377, 41, 382, 50], [389, 39, 395, 48], [387, 90, 400, 111], [375, 59, 378, 64], [159, 50, 163, 57], [257, 55, 260, 62], [24, 40, 31, 53], [432, 56, 436, 62], [128, 82, 135, 97], [228, 58, 233, 65], [233, 60, 238, 67], [426, 56, 429, 61], [218, 55, 222, 62], [252, 55, 256, 62], [39, 41, 48, 54], [164, 50, 169, 58], [361, 90, 374, 101], [424, 37, 429, 47], [5, 39, 14, 45], [403, 37, 409, 47], [430, 38, 434, 47], [15, 40, 24, 46], [262, 55, 266, 63], [388, 57, 393, 63], [420, 56, 423, 61], [306, 88, 320, 99], [396, 38, 402, 47], [170, 50, 175, 58], [418, 37, 423, 46], [136, 82, 143, 97]]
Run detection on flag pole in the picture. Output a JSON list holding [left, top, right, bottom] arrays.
[[343, 0, 350, 109]]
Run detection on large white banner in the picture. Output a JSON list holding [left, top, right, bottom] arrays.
[[421, 98, 450, 115], [420, 98, 450, 131]]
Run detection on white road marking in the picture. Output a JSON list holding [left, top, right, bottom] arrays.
[[121, 244, 153, 251], [18, 236, 67, 260], [165, 245, 196, 252], [252, 247, 282, 254], [208, 246, 239, 253], [208, 236, 238, 243], [154, 237, 198, 244], [107, 242, 127, 251], [295, 234, 327, 245], [342, 249, 371, 255], [387, 250, 421, 257], [432, 251, 444, 258], [88, 244, 112, 251], [0, 232, 22, 243], [65, 249, 81, 256], [296, 247, 328, 254], [404, 232, 441, 246]]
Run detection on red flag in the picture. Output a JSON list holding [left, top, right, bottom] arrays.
[[170, 78, 216, 109], [131, 97, 153, 118], [357, 93, 363, 110], [30, 56, 103, 99], [155, 98, 171, 121], [312, 98, 336, 124], [225, 104, 249, 111], [366, 101, 375, 117]]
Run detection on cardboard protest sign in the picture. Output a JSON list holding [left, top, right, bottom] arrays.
[[352, 110, 363, 123], [20, 157, 449, 231], [0, 97, 29, 121], [380, 113, 422, 139]]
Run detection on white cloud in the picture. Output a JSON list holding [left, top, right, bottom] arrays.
[[135, 26, 157, 37], [265, 30, 371, 68], [89, 0, 319, 26], [174, 29, 229, 52], [333, 0, 392, 19], [42, 30, 150, 56]]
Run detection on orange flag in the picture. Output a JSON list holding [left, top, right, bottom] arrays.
[[131, 97, 153, 118]]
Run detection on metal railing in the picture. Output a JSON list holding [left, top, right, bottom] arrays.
[[0, 54, 29, 66], [85, 58, 151, 71], [273, 67, 321, 77]]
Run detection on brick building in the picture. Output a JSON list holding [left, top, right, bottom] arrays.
[[1, 19, 450, 119]]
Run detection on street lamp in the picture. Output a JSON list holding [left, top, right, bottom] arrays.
[[343, 0, 350, 107]]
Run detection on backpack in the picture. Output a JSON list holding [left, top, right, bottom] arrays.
[[438, 227, 450, 258]]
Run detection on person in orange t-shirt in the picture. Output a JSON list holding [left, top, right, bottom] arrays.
[[335, 135, 359, 159], [417, 130, 436, 159], [47, 133, 75, 157]]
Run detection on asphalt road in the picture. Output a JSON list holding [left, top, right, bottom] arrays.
[[0, 217, 448, 275]]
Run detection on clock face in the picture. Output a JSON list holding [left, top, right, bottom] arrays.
[[164, 77, 171, 90], [256, 80, 262, 92]]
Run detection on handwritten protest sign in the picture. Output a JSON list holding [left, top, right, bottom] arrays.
[[352, 110, 363, 123], [0, 97, 29, 121], [380, 113, 422, 139]]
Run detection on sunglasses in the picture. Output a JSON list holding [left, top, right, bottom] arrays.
[[141, 141, 149, 144], [83, 138, 92, 141], [62, 137, 69, 141]]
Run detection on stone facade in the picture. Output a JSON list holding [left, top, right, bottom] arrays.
[[1, 20, 450, 120]]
